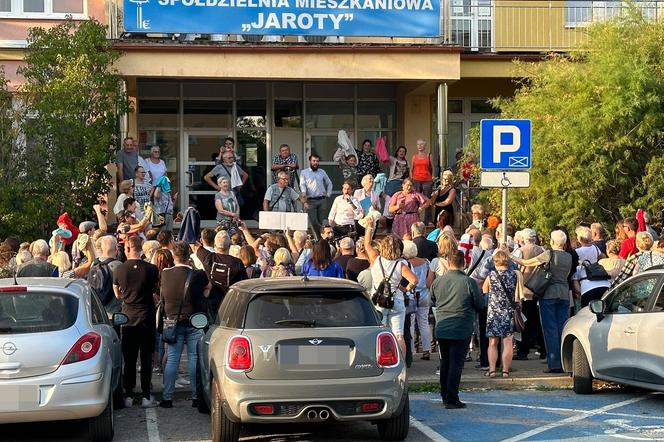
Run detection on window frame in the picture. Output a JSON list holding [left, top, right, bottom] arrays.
[[0, 0, 88, 19]]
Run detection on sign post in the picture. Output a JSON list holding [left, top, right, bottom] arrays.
[[479, 119, 532, 246]]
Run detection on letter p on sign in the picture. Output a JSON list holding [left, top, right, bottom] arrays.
[[493, 125, 520, 163]]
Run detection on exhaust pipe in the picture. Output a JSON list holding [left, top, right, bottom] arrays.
[[319, 409, 330, 420], [307, 410, 318, 420]]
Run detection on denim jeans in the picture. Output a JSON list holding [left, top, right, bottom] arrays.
[[538, 298, 569, 370], [162, 324, 203, 401]]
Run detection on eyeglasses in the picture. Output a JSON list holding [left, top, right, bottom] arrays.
[[278, 177, 288, 181]]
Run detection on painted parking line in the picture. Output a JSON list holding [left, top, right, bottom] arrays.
[[410, 416, 451, 442], [146, 408, 161, 442], [500, 394, 655, 442]]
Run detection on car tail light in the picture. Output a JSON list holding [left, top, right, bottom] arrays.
[[252, 404, 274, 415], [62, 332, 102, 365], [227, 336, 252, 371], [359, 401, 383, 413], [0, 286, 27, 292], [376, 332, 399, 368]]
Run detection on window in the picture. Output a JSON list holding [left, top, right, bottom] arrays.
[[606, 276, 659, 314], [244, 291, 379, 329], [565, 1, 623, 27], [1, 0, 86, 16], [651, 287, 664, 312], [0, 293, 78, 334], [90, 292, 107, 325]]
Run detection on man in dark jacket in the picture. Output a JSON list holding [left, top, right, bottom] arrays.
[[194, 230, 246, 320], [411, 222, 438, 261], [430, 250, 484, 409]]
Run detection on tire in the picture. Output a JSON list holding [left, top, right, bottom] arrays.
[[89, 392, 114, 442], [196, 361, 210, 414], [573, 339, 593, 395], [210, 379, 240, 442], [113, 373, 124, 410], [377, 392, 410, 441]]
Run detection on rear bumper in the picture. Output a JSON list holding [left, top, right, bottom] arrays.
[[220, 367, 407, 423], [0, 363, 110, 424]]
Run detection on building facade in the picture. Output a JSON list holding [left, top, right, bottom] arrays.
[[3, 0, 658, 224]]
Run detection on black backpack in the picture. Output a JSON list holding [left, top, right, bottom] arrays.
[[88, 258, 116, 306], [210, 261, 232, 289], [581, 260, 610, 281], [371, 257, 399, 309]]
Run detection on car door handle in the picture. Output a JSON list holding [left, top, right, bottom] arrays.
[[624, 327, 637, 335]]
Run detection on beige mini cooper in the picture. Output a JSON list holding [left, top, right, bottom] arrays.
[[194, 277, 409, 442]]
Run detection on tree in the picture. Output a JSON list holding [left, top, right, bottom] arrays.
[[472, 8, 664, 235], [0, 19, 130, 239]]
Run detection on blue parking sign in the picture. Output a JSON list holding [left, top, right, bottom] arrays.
[[480, 119, 532, 170]]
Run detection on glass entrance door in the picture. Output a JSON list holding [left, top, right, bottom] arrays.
[[183, 131, 229, 227]]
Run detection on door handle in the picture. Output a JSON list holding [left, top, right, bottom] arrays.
[[185, 170, 194, 188], [624, 327, 637, 335]]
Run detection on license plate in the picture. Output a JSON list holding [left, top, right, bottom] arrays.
[[0, 385, 39, 412], [279, 345, 349, 367]]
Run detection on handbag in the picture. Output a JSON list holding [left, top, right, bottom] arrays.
[[524, 261, 553, 300], [494, 271, 526, 334], [161, 269, 194, 344]]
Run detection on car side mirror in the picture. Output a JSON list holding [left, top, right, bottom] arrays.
[[589, 300, 604, 322], [190, 312, 209, 329], [112, 312, 128, 326]]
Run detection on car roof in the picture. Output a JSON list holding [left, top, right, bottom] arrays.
[[232, 276, 365, 293], [0, 277, 89, 297]]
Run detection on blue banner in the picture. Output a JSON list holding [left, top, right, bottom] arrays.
[[124, 0, 440, 37]]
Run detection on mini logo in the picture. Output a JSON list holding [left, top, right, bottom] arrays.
[[2, 342, 17, 356], [308, 339, 323, 345]]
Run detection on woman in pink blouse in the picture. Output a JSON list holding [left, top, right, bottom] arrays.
[[389, 179, 432, 239]]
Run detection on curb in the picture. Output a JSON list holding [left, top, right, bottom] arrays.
[[410, 375, 572, 391]]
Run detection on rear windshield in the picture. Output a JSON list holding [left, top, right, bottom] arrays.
[[0, 293, 78, 334], [244, 291, 379, 329]]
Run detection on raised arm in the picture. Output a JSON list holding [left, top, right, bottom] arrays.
[[364, 224, 379, 265]]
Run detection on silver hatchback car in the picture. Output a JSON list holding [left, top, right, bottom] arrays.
[[195, 277, 409, 442], [0, 278, 125, 441], [562, 267, 664, 394]]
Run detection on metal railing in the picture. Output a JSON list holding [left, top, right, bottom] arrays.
[[107, 0, 664, 51]]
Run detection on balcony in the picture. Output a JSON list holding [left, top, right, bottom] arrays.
[[108, 0, 664, 52]]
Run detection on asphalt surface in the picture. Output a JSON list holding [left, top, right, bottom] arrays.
[[4, 387, 664, 441]]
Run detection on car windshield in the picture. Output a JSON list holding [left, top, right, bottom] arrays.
[[0, 292, 78, 334], [244, 291, 379, 329]]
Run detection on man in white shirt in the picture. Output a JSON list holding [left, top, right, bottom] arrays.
[[328, 181, 363, 238], [299, 154, 333, 235]]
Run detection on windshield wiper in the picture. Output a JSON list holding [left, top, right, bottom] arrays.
[[274, 319, 317, 327]]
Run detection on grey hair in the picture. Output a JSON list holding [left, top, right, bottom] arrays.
[[217, 176, 231, 186], [214, 231, 231, 251], [32, 239, 50, 257], [411, 222, 426, 237], [480, 237, 494, 250], [521, 228, 537, 243], [402, 240, 418, 259], [100, 235, 118, 254], [550, 230, 567, 250], [293, 230, 307, 246]]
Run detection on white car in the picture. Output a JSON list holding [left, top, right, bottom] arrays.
[[0, 278, 127, 441], [561, 267, 664, 394]]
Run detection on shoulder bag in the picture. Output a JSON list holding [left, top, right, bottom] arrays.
[[523, 260, 553, 301], [161, 269, 194, 344]]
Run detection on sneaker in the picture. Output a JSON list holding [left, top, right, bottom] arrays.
[[474, 364, 489, 370], [435, 368, 440, 375], [174, 381, 185, 389], [176, 376, 191, 386], [141, 397, 159, 408], [464, 352, 472, 362], [191, 399, 199, 408], [158, 400, 173, 409], [124, 397, 133, 408]]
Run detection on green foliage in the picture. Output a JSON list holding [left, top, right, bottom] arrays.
[[0, 19, 130, 239], [473, 8, 664, 235]]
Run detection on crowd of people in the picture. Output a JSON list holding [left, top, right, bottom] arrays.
[[1, 135, 663, 411]]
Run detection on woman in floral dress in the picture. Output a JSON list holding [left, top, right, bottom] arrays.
[[482, 250, 520, 378]]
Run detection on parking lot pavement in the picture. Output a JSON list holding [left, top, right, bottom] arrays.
[[4, 388, 663, 442], [409, 388, 664, 441]]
